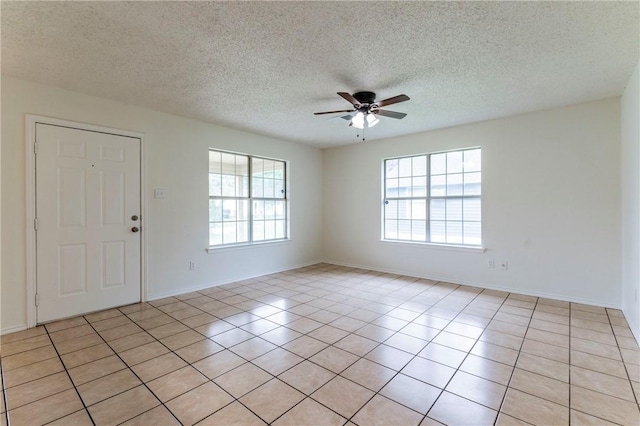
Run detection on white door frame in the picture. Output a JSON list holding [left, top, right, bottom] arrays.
[[25, 114, 147, 327]]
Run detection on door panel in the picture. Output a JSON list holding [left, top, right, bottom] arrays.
[[36, 123, 141, 323]]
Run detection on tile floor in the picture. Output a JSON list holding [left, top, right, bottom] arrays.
[[1, 263, 639, 425]]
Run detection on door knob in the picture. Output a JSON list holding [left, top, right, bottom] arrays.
[[131, 227, 140, 233], [131, 215, 139, 221]]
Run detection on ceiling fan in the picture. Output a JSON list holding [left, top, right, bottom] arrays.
[[314, 91, 410, 130]]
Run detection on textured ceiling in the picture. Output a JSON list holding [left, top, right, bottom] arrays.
[[2, 1, 639, 148]]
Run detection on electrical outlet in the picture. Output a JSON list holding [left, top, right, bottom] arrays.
[[500, 261, 508, 271], [488, 260, 495, 269], [189, 261, 196, 271], [154, 188, 167, 199]]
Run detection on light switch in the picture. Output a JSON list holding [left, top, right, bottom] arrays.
[[154, 188, 167, 199]]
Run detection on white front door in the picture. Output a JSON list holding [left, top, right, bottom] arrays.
[[35, 123, 141, 323]]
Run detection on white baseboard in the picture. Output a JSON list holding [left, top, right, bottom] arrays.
[[146, 259, 325, 301], [321, 259, 622, 310], [0, 324, 28, 336]]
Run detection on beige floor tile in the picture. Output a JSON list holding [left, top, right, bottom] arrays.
[[570, 350, 628, 379], [0, 391, 4, 414], [99, 323, 143, 342], [307, 325, 350, 345], [168, 306, 204, 321], [354, 323, 396, 342], [515, 352, 569, 382], [341, 358, 395, 392], [282, 335, 327, 358], [179, 312, 217, 328], [570, 409, 618, 425], [60, 343, 114, 369], [53, 333, 104, 355], [529, 318, 569, 335], [47, 409, 93, 426], [365, 344, 414, 371], [459, 354, 514, 386], [67, 355, 127, 385], [0, 327, 46, 344], [311, 376, 374, 419], [418, 343, 467, 368], [384, 333, 429, 354], [197, 401, 267, 425], [135, 313, 175, 330], [501, 388, 568, 425], [266, 311, 302, 326], [1, 334, 51, 357], [252, 347, 303, 375], [121, 406, 181, 426], [494, 413, 532, 425], [428, 391, 497, 426], [174, 339, 224, 363], [90, 315, 132, 331], [259, 326, 303, 346], [109, 331, 155, 353], [570, 385, 640, 425], [5, 372, 72, 410], [119, 341, 170, 366], [509, 368, 568, 406], [471, 340, 520, 365], [88, 385, 160, 425], [273, 397, 345, 426], [478, 329, 523, 351], [146, 321, 189, 339], [147, 366, 208, 402], [571, 326, 618, 346], [402, 357, 456, 389], [621, 347, 640, 365], [309, 346, 359, 373], [329, 316, 367, 333], [193, 349, 246, 379], [352, 394, 423, 426], [432, 331, 477, 352], [279, 360, 336, 395], [45, 317, 88, 333], [229, 337, 277, 360], [446, 370, 506, 410], [49, 325, 96, 344], [571, 317, 612, 333], [240, 379, 305, 423], [84, 308, 123, 323], [240, 318, 280, 335], [7, 389, 83, 426], [210, 328, 254, 347], [131, 352, 187, 382], [214, 362, 273, 398], [571, 337, 622, 360], [525, 328, 569, 348], [160, 330, 205, 351], [571, 366, 636, 402], [486, 320, 527, 338], [333, 334, 378, 357], [3, 357, 64, 388], [1, 345, 58, 371], [76, 368, 141, 406], [166, 382, 233, 425], [379, 373, 441, 414]]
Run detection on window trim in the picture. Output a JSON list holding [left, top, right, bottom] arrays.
[[382, 147, 482, 247], [208, 149, 289, 249]]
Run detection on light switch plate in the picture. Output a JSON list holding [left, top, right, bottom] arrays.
[[154, 188, 167, 199]]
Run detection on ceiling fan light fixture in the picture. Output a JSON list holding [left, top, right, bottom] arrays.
[[367, 113, 380, 128], [351, 111, 365, 129]]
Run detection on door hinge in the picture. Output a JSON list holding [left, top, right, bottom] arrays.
[[35, 294, 39, 307], [34, 218, 38, 230]]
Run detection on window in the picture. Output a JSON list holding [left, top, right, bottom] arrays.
[[209, 150, 287, 246], [383, 148, 481, 246]]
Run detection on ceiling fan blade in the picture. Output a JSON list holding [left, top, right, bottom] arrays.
[[373, 109, 407, 119], [337, 92, 361, 107], [314, 109, 355, 115], [376, 94, 410, 107]]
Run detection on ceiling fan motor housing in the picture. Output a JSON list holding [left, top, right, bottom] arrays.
[[353, 91, 376, 107]]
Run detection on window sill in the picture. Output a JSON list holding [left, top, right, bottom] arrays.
[[379, 239, 486, 253], [206, 238, 291, 253]]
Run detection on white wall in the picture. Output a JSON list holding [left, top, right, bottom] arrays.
[[1, 77, 323, 332], [323, 99, 622, 307], [621, 61, 640, 342]]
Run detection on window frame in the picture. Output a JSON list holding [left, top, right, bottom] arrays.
[[382, 147, 482, 248], [208, 148, 289, 249]]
